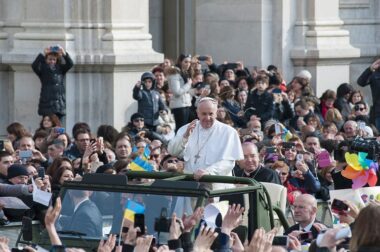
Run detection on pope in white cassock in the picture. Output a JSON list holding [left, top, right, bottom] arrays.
[[168, 97, 244, 181]]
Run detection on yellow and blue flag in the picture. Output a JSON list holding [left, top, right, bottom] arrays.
[[129, 156, 154, 172], [124, 199, 145, 221], [281, 127, 293, 142], [130, 145, 154, 171]]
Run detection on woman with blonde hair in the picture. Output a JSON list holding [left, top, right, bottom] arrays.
[[325, 108, 344, 130]]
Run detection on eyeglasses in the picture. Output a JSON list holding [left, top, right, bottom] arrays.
[[134, 118, 144, 123], [355, 107, 365, 111], [167, 159, 178, 164], [284, 147, 297, 152]]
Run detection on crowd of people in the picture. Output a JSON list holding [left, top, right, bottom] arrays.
[[1, 48, 380, 251]]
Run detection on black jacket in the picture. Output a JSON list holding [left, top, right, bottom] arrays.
[[32, 53, 74, 116], [244, 90, 274, 124], [233, 165, 281, 185], [133, 85, 167, 127], [273, 100, 294, 123], [284, 222, 320, 239], [334, 97, 352, 120], [357, 67, 380, 117], [289, 110, 314, 131]]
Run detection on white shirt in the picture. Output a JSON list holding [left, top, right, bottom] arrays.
[[73, 198, 89, 213], [299, 220, 315, 232]]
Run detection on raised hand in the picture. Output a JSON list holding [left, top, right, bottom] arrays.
[[221, 204, 244, 235], [97, 234, 117, 252], [183, 119, 198, 139], [134, 235, 155, 252], [0, 236, 10, 252], [371, 59, 380, 71], [169, 213, 184, 240], [193, 225, 219, 251], [182, 207, 204, 232]]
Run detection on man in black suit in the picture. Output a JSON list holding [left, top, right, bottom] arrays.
[[59, 190, 103, 237], [284, 194, 325, 239], [233, 142, 281, 184]]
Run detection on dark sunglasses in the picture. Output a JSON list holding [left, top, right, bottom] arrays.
[[355, 107, 365, 111], [167, 159, 178, 164]]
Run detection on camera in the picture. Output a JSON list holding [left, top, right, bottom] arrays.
[[134, 213, 145, 236], [272, 236, 289, 247], [266, 146, 277, 154], [198, 56, 208, 61], [38, 167, 45, 179], [350, 137, 380, 160], [55, 127, 65, 134], [19, 150, 33, 159], [154, 208, 171, 233], [299, 231, 313, 242], [282, 142, 295, 149], [225, 63, 238, 69], [331, 199, 349, 213], [50, 45, 60, 52]]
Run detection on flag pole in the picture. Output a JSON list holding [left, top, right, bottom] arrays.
[[118, 217, 125, 246]]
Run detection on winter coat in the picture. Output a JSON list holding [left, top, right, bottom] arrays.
[[166, 68, 192, 109], [133, 85, 167, 127], [273, 100, 295, 123], [244, 89, 274, 124], [334, 97, 351, 120], [31, 53, 74, 116], [357, 67, 380, 117], [221, 100, 246, 128]]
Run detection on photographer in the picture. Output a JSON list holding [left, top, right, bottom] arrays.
[[133, 72, 168, 131], [31, 45, 74, 121], [281, 140, 321, 196], [357, 58, 380, 131]]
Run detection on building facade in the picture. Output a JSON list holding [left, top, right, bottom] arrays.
[[0, 0, 378, 133]]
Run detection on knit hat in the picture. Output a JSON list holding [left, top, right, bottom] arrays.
[[140, 72, 155, 82], [296, 70, 312, 81], [131, 113, 144, 122], [7, 164, 29, 179]]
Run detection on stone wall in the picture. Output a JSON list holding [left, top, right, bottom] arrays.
[[0, 0, 163, 134]]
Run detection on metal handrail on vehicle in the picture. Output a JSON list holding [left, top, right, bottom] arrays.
[[124, 171, 289, 230]]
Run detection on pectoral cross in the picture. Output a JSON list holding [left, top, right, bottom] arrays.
[[194, 154, 201, 164]]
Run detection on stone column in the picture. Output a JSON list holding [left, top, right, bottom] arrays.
[[0, 0, 163, 133], [290, 0, 360, 95]]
